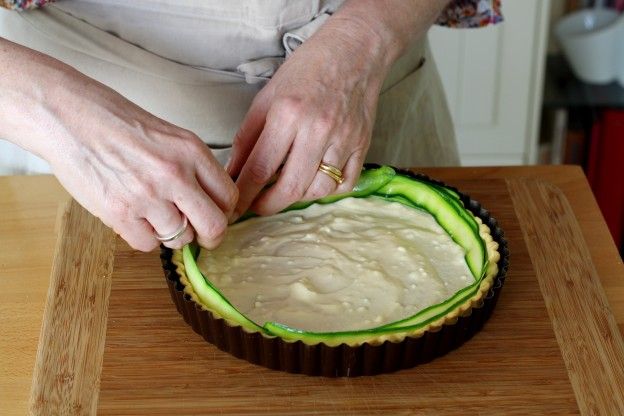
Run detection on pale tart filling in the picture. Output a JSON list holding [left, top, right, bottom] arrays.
[[196, 197, 475, 333]]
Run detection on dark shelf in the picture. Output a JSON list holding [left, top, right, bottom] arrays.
[[543, 55, 624, 109]]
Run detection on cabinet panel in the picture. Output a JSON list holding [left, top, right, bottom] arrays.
[[458, 26, 501, 127], [429, 0, 550, 165]]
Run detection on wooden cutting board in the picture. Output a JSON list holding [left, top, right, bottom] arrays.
[[29, 178, 624, 415]]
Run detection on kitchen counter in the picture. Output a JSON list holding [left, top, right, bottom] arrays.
[[1, 165, 623, 414]]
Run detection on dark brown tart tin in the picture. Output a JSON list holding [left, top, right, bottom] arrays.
[[160, 167, 509, 377]]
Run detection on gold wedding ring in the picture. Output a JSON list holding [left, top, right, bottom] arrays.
[[318, 162, 344, 185], [155, 214, 188, 242]]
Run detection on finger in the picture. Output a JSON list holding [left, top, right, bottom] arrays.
[[173, 183, 228, 249], [335, 150, 365, 194], [193, 146, 239, 217], [145, 201, 194, 250], [114, 217, 160, 252], [250, 126, 326, 215], [233, 112, 297, 219], [301, 142, 350, 201], [226, 93, 270, 178]]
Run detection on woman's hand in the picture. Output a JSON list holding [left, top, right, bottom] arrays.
[[227, 0, 451, 218], [49, 77, 239, 252], [226, 17, 386, 218], [0, 38, 237, 252]]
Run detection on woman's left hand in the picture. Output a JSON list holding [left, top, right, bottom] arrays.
[[226, 15, 392, 218]]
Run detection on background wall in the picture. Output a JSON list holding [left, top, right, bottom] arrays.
[[429, 0, 552, 166]]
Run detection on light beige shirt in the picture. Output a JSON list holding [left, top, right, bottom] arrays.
[[0, 1, 458, 174], [54, 0, 345, 71]]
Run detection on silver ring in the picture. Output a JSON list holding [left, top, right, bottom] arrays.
[[155, 214, 188, 242]]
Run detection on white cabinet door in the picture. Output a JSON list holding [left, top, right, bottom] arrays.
[[429, 0, 551, 165]]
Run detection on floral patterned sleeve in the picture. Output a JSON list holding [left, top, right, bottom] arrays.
[[436, 0, 503, 28], [1, 0, 52, 10]]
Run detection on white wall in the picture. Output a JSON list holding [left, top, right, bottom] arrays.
[[429, 0, 551, 166]]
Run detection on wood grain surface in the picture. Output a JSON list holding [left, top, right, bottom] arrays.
[[2, 167, 623, 415], [29, 200, 117, 415], [0, 176, 69, 414], [508, 179, 624, 414], [426, 166, 624, 336], [94, 179, 585, 415]]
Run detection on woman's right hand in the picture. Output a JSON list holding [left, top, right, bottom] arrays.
[[0, 39, 237, 252], [50, 73, 239, 252]]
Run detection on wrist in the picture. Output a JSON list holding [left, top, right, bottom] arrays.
[[327, 14, 401, 75], [329, 0, 450, 70]]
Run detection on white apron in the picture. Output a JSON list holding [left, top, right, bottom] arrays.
[[0, 1, 459, 175]]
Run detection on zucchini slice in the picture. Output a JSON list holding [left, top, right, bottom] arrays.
[[182, 244, 264, 333], [181, 166, 492, 344], [375, 176, 486, 279]]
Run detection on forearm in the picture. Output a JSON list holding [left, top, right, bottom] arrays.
[[1, 38, 238, 251], [0, 37, 96, 162], [329, 0, 450, 70]]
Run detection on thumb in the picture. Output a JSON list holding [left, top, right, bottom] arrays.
[[227, 94, 269, 178]]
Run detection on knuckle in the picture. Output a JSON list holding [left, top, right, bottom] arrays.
[[279, 179, 304, 201], [112, 216, 159, 252], [177, 129, 201, 145], [157, 159, 184, 179], [247, 161, 274, 185], [274, 96, 304, 121], [187, 135, 209, 153], [341, 169, 361, 192], [145, 240, 160, 252], [210, 218, 228, 240], [170, 129, 207, 158], [342, 177, 358, 192], [139, 241, 159, 252], [199, 216, 227, 243], [135, 180, 159, 201], [308, 181, 334, 200], [356, 136, 370, 150], [222, 184, 239, 211], [349, 149, 366, 163], [313, 112, 334, 134], [108, 197, 131, 219], [198, 231, 226, 249], [329, 142, 349, 158], [128, 236, 158, 252]]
